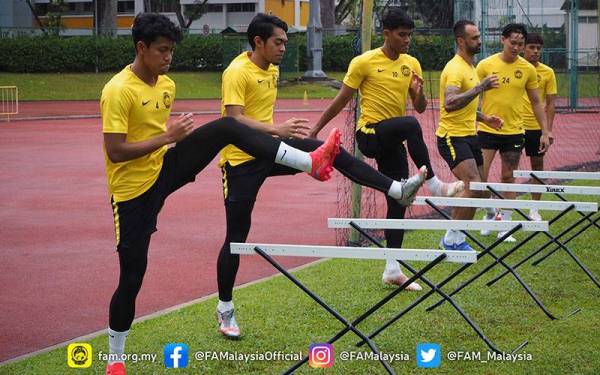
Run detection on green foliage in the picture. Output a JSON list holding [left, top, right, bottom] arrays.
[[0, 33, 455, 73]]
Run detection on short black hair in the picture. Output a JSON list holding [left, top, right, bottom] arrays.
[[525, 32, 544, 45], [381, 7, 415, 30], [502, 23, 527, 38], [132, 13, 183, 49], [247, 13, 288, 50], [453, 20, 476, 39]]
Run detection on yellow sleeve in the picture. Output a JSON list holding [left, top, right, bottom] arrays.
[[222, 68, 248, 107], [476, 61, 487, 81], [526, 65, 538, 90], [343, 55, 366, 90], [445, 63, 463, 88], [411, 58, 423, 77], [101, 85, 133, 134], [547, 69, 558, 95]]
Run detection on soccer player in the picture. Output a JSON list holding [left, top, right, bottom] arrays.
[[522, 32, 557, 221], [437, 20, 503, 250], [309, 8, 463, 288], [476, 23, 552, 241], [102, 13, 343, 375], [216, 13, 427, 339]]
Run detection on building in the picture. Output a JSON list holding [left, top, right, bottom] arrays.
[[0, 0, 310, 36]]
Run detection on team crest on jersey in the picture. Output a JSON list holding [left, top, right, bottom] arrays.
[[401, 65, 411, 77], [514, 70, 523, 79], [163, 92, 171, 109], [536, 74, 542, 83]]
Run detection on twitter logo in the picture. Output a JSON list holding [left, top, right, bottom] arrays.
[[416, 343, 441, 368]]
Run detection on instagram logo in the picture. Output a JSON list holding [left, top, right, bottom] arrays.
[[308, 343, 334, 368]]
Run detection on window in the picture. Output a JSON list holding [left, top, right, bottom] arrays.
[[226, 3, 256, 12], [118, 1, 135, 14], [185, 4, 223, 13]]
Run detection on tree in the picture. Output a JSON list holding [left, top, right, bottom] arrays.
[[321, 0, 336, 29], [175, 0, 209, 30], [97, 0, 117, 37], [24, 0, 48, 35], [336, 0, 361, 25]]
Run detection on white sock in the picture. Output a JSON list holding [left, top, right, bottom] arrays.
[[530, 208, 538, 216], [217, 300, 234, 313], [501, 209, 512, 221], [387, 180, 405, 200], [108, 328, 128, 364], [385, 259, 401, 273], [455, 231, 466, 244], [275, 143, 311, 173], [444, 229, 457, 244], [426, 176, 442, 194]]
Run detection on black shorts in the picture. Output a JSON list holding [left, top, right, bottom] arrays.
[[436, 135, 483, 170], [477, 131, 525, 153], [524, 129, 544, 157], [110, 146, 199, 252], [222, 158, 300, 203]]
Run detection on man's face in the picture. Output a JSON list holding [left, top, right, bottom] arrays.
[[138, 36, 175, 75], [460, 24, 482, 55], [256, 26, 288, 65], [385, 27, 413, 54], [523, 43, 542, 64], [501, 32, 525, 58]]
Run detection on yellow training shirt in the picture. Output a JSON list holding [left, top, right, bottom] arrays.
[[101, 65, 175, 202], [343, 48, 422, 132], [476, 53, 538, 135], [220, 52, 279, 166], [437, 54, 480, 137], [522, 62, 557, 130]]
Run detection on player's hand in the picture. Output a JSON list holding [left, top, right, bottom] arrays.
[[539, 133, 551, 153], [480, 74, 499, 91], [485, 115, 503, 130], [410, 71, 424, 95], [166, 113, 194, 143], [277, 118, 310, 139], [548, 131, 554, 145]]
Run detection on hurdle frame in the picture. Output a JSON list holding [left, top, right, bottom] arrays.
[[231, 242, 475, 374], [469, 182, 600, 289], [0, 86, 18, 122]]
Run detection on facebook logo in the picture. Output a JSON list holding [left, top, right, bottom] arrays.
[[164, 343, 188, 368]]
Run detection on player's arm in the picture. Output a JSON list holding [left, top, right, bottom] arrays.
[[309, 83, 356, 138], [476, 111, 503, 130], [104, 113, 194, 163], [444, 75, 499, 112], [224, 105, 309, 139], [545, 93, 556, 141], [409, 71, 427, 113], [527, 88, 551, 152]]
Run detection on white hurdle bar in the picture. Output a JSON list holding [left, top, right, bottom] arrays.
[[513, 170, 600, 180], [328, 218, 548, 232], [231, 243, 477, 263], [470, 182, 600, 196], [413, 196, 598, 212]]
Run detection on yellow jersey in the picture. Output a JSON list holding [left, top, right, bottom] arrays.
[[220, 52, 279, 166], [522, 62, 557, 130], [476, 53, 538, 135], [101, 65, 175, 202], [343, 48, 422, 132], [437, 54, 480, 137]]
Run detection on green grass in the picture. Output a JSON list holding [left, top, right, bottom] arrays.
[[3, 181, 599, 374], [2, 71, 597, 101]]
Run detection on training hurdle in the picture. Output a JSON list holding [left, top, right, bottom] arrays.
[[512, 170, 600, 266], [469, 182, 600, 289], [231, 240, 476, 374], [0, 86, 18, 122], [407, 197, 585, 319]]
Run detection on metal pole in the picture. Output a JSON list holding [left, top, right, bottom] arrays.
[[569, 0, 579, 111], [303, 0, 327, 80]]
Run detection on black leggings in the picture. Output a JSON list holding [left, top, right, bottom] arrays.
[[108, 117, 297, 332], [355, 116, 434, 249], [217, 138, 395, 301]]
